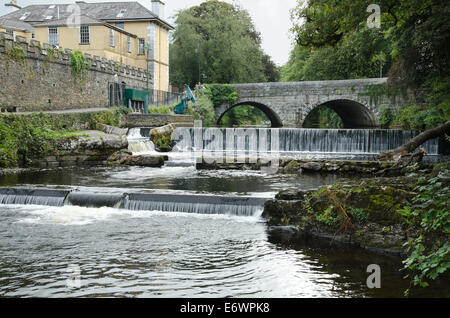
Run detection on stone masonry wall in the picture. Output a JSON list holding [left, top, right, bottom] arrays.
[[217, 78, 409, 128], [0, 32, 149, 112]]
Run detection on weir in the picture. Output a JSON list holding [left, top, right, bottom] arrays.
[[173, 128, 440, 155], [0, 188, 267, 217], [0, 188, 70, 207]]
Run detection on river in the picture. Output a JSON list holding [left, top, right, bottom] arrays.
[[0, 128, 448, 297]]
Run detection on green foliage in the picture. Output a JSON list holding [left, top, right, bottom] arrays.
[[169, 0, 268, 88], [302, 105, 343, 129], [392, 104, 445, 130], [220, 105, 269, 127], [203, 84, 239, 108], [281, 27, 392, 81], [287, 0, 450, 130], [400, 173, 450, 294], [316, 206, 339, 227], [155, 135, 172, 149], [187, 88, 216, 127], [96, 107, 129, 127], [348, 208, 369, 224], [70, 50, 90, 83], [379, 107, 394, 129], [6, 45, 26, 63], [148, 106, 173, 115], [0, 115, 77, 167]]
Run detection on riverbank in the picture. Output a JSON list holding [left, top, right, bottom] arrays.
[[262, 162, 450, 290]]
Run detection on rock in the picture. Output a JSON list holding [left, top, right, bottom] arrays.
[[57, 131, 128, 153], [262, 199, 305, 225], [121, 155, 166, 167], [283, 160, 301, 173], [150, 124, 175, 152], [107, 150, 133, 163], [301, 162, 323, 172], [97, 123, 129, 137], [275, 189, 306, 201]]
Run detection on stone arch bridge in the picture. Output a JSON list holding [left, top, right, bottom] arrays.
[[215, 78, 401, 128]]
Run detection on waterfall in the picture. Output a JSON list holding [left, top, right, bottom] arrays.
[[121, 193, 266, 216], [0, 188, 267, 217], [127, 128, 156, 154], [173, 128, 440, 155], [0, 188, 69, 207]]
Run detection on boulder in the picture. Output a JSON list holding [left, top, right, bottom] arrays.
[[275, 189, 306, 201], [301, 162, 323, 172], [150, 124, 176, 152]]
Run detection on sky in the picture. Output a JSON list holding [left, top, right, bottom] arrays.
[[0, 0, 298, 66]]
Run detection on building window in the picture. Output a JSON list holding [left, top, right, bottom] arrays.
[[48, 27, 58, 45], [127, 36, 131, 53], [5, 29, 14, 37], [116, 22, 124, 30], [109, 29, 115, 47], [31, 33, 35, 39], [79, 25, 90, 44], [138, 38, 145, 55]]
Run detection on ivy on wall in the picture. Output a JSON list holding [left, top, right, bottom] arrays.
[[69, 50, 90, 83]]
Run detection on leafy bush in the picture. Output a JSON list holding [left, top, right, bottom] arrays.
[[399, 173, 450, 295], [148, 106, 173, 115], [203, 84, 239, 107], [379, 107, 394, 129], [186, 87, 217, 127], [348, 208, 369, 224], [69, 50, 90, 82], [0, 115, 78, 167], [96, 107, 129, 127]]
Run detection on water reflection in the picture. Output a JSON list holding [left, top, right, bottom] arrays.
[[1, 205, 449, 298]]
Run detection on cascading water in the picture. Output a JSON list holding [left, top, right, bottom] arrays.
[[127, 128, 156, 154], [122, 193, 266, 216], [0, 188, 266, 217], [0, 188, 69, 207], [173, 128, 440, 155]]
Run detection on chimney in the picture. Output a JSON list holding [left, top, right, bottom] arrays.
[[5, 0, 22, 13], [151, 0, 165, 19]]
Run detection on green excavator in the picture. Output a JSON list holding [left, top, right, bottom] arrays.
[[174, 85, 199, 115]]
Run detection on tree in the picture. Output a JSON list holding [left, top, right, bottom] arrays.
[[169, 0, 268, 88], [285, 0, 450, 129], [262, 54, 280, 82], [281, 27, 392, 82]]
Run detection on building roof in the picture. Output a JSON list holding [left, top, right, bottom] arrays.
[[0, 1, 174, 30], [32, 13, 138, 37], [0, 17, 34, 32]]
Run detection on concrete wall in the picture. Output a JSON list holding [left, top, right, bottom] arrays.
[[0, 32, 149, 112], [217, 78, 406, 128]]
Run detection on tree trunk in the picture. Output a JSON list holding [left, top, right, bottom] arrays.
[[378, 121, 450, 161]]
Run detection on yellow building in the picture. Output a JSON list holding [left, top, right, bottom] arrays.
[[0, 17, 34, 41], [0, 1, 173, 91]]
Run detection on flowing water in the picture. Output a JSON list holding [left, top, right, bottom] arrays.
[[0, 128, 448, 298]]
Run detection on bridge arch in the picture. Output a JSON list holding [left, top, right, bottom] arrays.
[[216, 101, 284, 128], [303, 99, 378, 129]]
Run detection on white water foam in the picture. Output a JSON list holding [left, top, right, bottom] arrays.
[[11, 205, 262, 226]]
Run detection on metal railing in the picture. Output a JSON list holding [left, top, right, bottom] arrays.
[[148, 89, 184, 107], [108, 82, 125, 107]]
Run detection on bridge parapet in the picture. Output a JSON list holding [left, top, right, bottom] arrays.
[[216, 78, 406, 128]]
